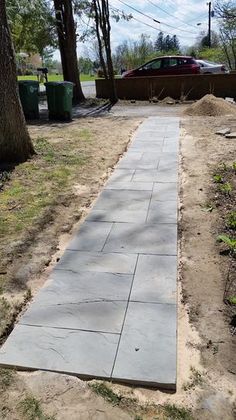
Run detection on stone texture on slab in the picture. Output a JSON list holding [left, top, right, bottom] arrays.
[[20, 300, 128, 333], [86, 190, 151, 223], [147, 200, 177, 224], [112, 302, 177, 388], [67, 221, 112, 251], [130, 255, 177, 304], [20, 271, 132, 333], [103, 223, 177, 255], [129, 143, 163, 152], [0, 324, 119, 378], [132, 169, 177, 183], [28, 270, 133, 305], [104, 181, 153, 191], [56, 251, 137, 274], [108, 169, 134, 184], [152, 183, 177, 201], [117, 151, 161, 170]]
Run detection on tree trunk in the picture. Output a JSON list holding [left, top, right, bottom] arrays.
[[93, 0, 117, 103], [53, 0, 85, 103], [102, 0, 117, 103], [93, 0, 108, 79], [0, 0, 34, 163]]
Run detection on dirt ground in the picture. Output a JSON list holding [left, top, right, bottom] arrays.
[[0, 108, 236, 419]]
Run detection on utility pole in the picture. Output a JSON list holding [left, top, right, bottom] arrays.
[[207, 1, 212, 48]]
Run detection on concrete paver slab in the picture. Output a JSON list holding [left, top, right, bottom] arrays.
[[130, 255, 177, 304], [104, 181, 154, 191], [132, 169, 177, 183], [92, 190, 152, 211], [152, 183, 178, 201], [0, 324, 119, 378], [56, 251, 137, 274], [103, 223, 177, 255], [112, 302, 177, 388], [25, 270, 133, 306], [20, 300, 128, 333], [67, 221, 112, 251], [163, 142, 178, 153], [147, 200, 177, 224], [108, 169, 134, 184], [87, 190, 151, 223], [86, 208, 149, 223], [129, 143, 162, 152]]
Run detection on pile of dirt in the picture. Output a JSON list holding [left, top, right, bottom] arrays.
[[183, 94, 236, 117]]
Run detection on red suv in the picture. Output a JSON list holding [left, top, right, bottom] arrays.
[[122, 56, 200, 78]]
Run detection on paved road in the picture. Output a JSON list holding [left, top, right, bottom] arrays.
[[82, 81, 96, 97], [0, 117, 178, 389]]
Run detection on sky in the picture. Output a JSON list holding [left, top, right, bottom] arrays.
[[77, 0, 219, 58], [53, 0, 219, 60]]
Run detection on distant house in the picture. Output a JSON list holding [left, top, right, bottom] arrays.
[[16, 53, 42, 75]]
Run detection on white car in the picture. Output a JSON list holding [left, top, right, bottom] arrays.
[[196, 59, 227, 74]]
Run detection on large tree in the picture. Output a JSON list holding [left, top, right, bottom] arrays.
[[0, 0, 34, 163], [6, 0, 57, 58], [215, 0, 236, 69], [53, 0, 84, 103]]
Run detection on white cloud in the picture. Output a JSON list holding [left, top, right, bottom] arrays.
[[109, 0, 214, 47]]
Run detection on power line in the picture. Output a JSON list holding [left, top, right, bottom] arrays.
[[116, 0, 199, 34], [110, 4, 198, 40], [146, 0, 199, 30]]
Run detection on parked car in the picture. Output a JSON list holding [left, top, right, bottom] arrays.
[[122, 56, 200, 78], [196, 59, 227, 74]]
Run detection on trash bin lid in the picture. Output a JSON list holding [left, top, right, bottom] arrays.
[[45, 81, 74, 86], [18, 80, 39, 85]]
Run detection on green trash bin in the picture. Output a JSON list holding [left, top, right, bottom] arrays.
[[45, 81, 74, 121], [18, 80, 39, 119]]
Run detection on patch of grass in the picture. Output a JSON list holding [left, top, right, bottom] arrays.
[[0, 171, 11, 191], [17, 73, 95, 83], [220, 162, 228, 172], [18, 396, 55, 420], [183, 367, 204, 391], [89, 382, 193, 419], [227, 211, 236, 230], [89, 382, 122, 406], [227, 296, 236, 305], [0, 368, 15, 390], [163, 404, 193, 420], [34, 137, 55, 162], [217, 235, 236, 254], [213, 174, 223, 183], [0, 298, 11, 331], [219, 182, 232, 196]]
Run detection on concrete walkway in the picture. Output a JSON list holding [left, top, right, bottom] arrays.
[[0, 117, 179, 389]]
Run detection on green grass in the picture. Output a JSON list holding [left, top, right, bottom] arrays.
[[18, 396, 55, 420], [182, 367, 204, 391], [89, 382, 122, 406], [163, 404, 193, 420], [0, 368, 15, 390], [18, 73, 95, 83]]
